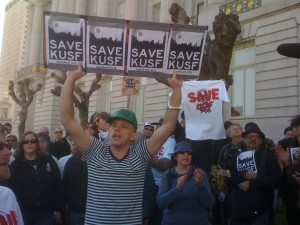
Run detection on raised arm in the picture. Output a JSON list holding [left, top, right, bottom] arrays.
[[60, 64, 92, 151], [146, 71, 182, 156]]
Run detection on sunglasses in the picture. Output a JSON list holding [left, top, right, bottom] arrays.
[[178, 151, 192, 155], [144, 127, 154, 131], [22, 139, 37, 144], [0, 142, 9, 150]]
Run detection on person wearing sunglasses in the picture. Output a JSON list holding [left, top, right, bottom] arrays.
[[0, 140, 24, 225], [157, 141, 214, 225], [143, 122, 155, 139], [8, 131, 63, 225]]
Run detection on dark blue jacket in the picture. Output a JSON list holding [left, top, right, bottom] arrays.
[[62, 155, 87, 214], [157, 167, 214, 225], [9, 155, 63, 214]]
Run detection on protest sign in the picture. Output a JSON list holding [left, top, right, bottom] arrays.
[[44, 12, 86, 70], [122, 77, 141, 96], [86, 17, 126, 75], [164, 24, 207, 79], [236, 151, 257, 173], [126, 21, 169, 77], [44, 12, 208, 79]]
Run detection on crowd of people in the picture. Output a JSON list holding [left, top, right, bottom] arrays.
[[0, 67, 300, 225]]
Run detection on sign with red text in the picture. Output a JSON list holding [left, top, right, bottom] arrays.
[[182, 80, 229, 140]]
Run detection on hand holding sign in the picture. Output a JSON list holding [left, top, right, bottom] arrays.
[[239, 180, 249, 192], [167, 70, 183, 90], [244, 171, 257, 180], [67, 63, 87, 81]]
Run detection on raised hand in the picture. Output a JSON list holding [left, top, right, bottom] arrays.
[[66, 63, 87, 81], [167, 70, 183, 90], [275, 145, 291, 167]]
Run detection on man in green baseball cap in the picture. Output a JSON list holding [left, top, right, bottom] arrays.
[[106, 109, 138, 131], [60, 64, 182, 225]]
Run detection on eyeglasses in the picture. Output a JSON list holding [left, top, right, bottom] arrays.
[[144, 127, 154, 132], [54, 131, 62, 134], [245, 135, 261, 140], [6, 139, 17, 142], [22, 139, 37, 144], [231, 127, 241, 131], [178, 152, 192, 155], [0, 142, 9, 150]]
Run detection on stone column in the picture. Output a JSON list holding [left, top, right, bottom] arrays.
[[125, 0, 139, 20], [97, 0, 110, 17], [28, 0, 47, 65], [68, 0, 76, 13], [75, 0, 87, 15], [58, 0, 68, 13], [51, 0, 59, 11], [160, 0, 175, 22]]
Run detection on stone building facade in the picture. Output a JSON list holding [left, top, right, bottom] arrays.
[[0, 0, 299, 142]]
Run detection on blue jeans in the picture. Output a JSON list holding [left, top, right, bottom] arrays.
[[68, 210, 85, 225]]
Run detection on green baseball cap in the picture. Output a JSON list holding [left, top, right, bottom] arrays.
[[106, 109, 138, 131]]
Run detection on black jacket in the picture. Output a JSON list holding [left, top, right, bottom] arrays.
[[9, 155, 63, 213], [227, 148, 281, 220], [62, 155, 87, 214]]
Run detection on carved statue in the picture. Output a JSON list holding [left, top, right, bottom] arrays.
[[199, 13, 241, 87], [166, 3, 241, 89], [169, 3, 191, 25], [51, 70, 102, 127], [8, 79, 42, 137]]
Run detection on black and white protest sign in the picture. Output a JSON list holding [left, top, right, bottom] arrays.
[[44, 12, 208, 79], [86, 17, 126, 75], [236, 151, 257, 173], [290, 148, 300, 164], [44, 12, 86, 70], [127, 21, 169, 77], [164, 24, 207, 79]]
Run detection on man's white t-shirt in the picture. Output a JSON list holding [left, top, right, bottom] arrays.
[[0, 186, 24, 225], [182, 80, 229, 140]]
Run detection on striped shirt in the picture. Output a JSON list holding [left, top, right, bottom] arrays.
[[83, 138, 151, 225]]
